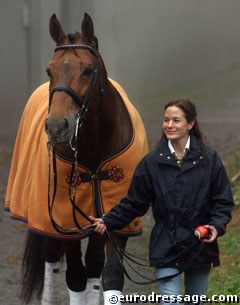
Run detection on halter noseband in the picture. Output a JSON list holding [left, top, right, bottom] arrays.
[[49, 83, 84, 108]]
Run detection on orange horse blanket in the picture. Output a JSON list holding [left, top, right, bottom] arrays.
[[5, 79, 148, 239]]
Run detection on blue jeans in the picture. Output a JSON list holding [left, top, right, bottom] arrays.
[[155, 267, 210, 305]]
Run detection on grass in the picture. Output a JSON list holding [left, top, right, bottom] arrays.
[[206, 149, 240, 303], [225, 150, 240, 205], [207, 206, 240, 303]]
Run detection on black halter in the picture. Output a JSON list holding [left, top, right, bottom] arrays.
[[49, 44, 99, 127]]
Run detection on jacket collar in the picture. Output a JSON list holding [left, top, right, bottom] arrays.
[[168, 136, 190, 155], [155, 135, 203, 165]]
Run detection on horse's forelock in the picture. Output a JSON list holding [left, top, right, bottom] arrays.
[[66, 32, 98, 50], [67, 32, 80, 43]]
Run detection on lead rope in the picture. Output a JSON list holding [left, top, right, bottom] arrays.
[[105, 230, 204, 284], [47, 142, 90, 234], [66, 68, 101, 231], [47, 116, 95, 234], [47, 142, 95, 235], [48, 140, 204, 283], [47, 67, 99, 235], [68, 114, 97, 230]]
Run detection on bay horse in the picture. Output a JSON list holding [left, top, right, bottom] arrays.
[[5, 13, 148, 305]]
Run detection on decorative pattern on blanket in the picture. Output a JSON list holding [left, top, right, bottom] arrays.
[[5, 79, 148, 239]]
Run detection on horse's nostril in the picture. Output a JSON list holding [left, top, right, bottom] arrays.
[[62, 119, 69, 131], [58, 119, 69, 134], [45, 119, 49, 132], [55, 118, 69, 134]]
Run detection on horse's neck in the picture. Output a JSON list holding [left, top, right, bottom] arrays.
[[76, 80, 132, 168]]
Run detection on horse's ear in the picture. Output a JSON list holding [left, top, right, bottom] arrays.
[[49, 14, 66, 45], [81, 13, 94, 43]]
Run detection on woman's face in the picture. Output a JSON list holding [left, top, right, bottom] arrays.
[[163, 106, 194, 142]]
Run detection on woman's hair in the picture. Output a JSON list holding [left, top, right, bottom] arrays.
[[161, 98, 205, 146]]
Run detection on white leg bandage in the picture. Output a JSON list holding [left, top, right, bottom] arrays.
[[103, 290, 122, 305], [68, 288, 86, 305], [86, 278, 100, 305], [41, 262, 61, 305]]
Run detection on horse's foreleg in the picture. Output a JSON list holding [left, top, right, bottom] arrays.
[[85, 233, 106, 305], [64, 240, 87, 305], [102, 234, 128, 305], [41, 237, 64, 305]]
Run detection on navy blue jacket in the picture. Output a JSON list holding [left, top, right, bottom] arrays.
[[103, 136, 234, 269]]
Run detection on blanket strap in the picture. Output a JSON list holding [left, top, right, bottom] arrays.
[[79, 171, 110, 182]]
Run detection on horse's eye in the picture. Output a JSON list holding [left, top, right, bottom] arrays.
[[82, 67, 94, 77], [46, 68, 52, 78]]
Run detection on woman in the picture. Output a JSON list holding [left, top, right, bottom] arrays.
[[90, 99, 234, 305]]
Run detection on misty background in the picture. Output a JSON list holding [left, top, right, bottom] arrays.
[[1, 0, 240, 149]]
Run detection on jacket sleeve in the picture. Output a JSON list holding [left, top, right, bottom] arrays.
[[102, 155, 154, 231], [209, 152, 234, 236]]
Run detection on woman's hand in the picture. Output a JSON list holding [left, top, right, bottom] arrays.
[[89, 216, 107, 235], [202, 225, 218, 243]]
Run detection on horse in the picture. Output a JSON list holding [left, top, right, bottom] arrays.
[[5, 13, 148, 305]]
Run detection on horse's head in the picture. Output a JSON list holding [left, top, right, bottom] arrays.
[[45, 13, 106, 147]]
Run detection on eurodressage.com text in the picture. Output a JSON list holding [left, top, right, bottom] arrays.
[[107, 293, 240, 304]]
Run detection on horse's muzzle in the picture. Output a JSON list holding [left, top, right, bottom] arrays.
[[45, 117, 73, 145]]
